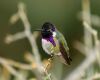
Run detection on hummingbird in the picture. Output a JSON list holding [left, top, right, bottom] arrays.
[[36, 22, 72, 65]]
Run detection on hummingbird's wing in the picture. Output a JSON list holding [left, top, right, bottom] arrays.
[[56, 30, 72, 65]]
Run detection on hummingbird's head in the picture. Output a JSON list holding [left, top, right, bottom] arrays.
[[41, 22, 56, 38], [35, 22, 56, 46]]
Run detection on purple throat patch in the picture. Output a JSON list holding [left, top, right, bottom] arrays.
[[45, 36, 56, 47]]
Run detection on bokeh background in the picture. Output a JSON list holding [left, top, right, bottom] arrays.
[[0, 0, 82, 63], [0, 0, 100, 80]]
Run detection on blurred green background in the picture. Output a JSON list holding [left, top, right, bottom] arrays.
[[0, 0, 100, 79], [0, 0, 82, 60]]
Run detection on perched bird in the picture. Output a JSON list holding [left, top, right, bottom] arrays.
[[36, 22, 72, 65]]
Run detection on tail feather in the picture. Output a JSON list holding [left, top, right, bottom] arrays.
[[59, 42, 72, 65]]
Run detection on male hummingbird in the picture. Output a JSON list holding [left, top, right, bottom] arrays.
[[36, 22, 72, 65]]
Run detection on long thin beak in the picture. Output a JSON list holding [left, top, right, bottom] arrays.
[[34, 29, 43, 31]]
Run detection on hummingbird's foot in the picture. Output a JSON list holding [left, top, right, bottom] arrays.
[[69, 57, 72, 61], [50, 54, 54, 60], [44, 54, 54, 71]]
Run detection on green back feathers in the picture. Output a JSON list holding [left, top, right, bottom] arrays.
[[56, 30, 69, 52], [56, 30, 72, 65]]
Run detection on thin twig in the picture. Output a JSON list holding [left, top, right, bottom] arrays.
[[86, 73, 100, 80], [0, 57, 24, 80], [5, 32, 26, 44], [82, 0, 92, 52]]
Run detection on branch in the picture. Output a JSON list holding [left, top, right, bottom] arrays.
[[64, 45, 97, 80], [18, 3, 42, 69], [5, 2, 52, 80], [64, 0, 100, 80]]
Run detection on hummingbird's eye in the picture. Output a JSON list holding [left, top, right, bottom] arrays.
[[47, 29, 52, 32], [47, 29, 50, 31]]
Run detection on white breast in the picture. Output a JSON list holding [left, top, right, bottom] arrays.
[[42, 38, 61, 56], [42, 39, 53, 55]]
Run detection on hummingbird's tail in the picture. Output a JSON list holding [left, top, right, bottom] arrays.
[[59, 42, 72, 65]]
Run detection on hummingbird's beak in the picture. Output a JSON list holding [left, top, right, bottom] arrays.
[[34, 29, 43, 31]]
